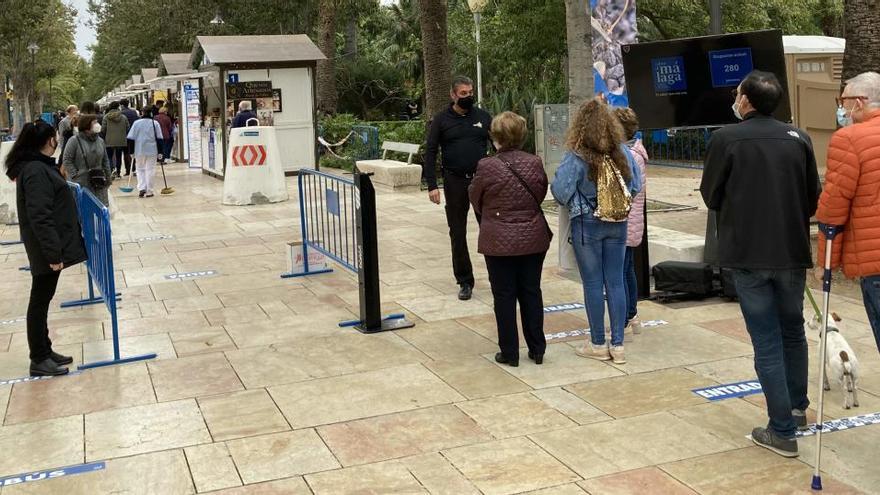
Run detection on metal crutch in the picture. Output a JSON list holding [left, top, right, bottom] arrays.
[[812, 223, 843, 491]]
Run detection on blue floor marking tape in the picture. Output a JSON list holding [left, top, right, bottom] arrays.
[[545, 320, 669, 342], [544, 302, 585, 314], [796, 411, 880, 438], [0, 461, 105, 487], [693, 380, 763, 401], [0, 371, 83, 387]]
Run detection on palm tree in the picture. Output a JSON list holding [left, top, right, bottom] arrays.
[[841, 0, 880, 82], [316, 0, 339, 114], [418, 0, 452, 121], [565, 0, 593, 108]]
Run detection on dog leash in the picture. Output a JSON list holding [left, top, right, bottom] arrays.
[[805, 287, 823, 321]]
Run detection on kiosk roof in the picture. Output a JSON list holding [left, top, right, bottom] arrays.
[[193, 35, 326, 67], [160, 53, 194, 75]]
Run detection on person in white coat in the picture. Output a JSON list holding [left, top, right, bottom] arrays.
[[126, 106, 164, 198]]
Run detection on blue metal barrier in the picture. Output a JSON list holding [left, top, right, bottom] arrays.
[[281, 170, 414, 333], [62, 183, 156, 370], [352, 125, 380, 159]]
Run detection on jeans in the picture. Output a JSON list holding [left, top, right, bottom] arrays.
[[163, 136, 175, 162], [27, 271, 61, 361], [107, 146, 125, 174], [623, 247, 638, 323], [443, 171, 478, 287], [859, 275, 880, 352], [733, 268, 809, 439], [571, 215, 627, 346], [485, 253, 547, 359]]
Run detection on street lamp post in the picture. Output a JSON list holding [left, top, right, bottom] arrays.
[[467, 0, 489, 107], [26, 42, 39, 120]]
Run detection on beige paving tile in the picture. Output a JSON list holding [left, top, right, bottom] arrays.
[[668, 399, 767, 449], [0, 332, 11, 351], [170, 328, 237, 357], [227, 333, 428, 388], [148, 353, 243, 401], [318, 405, 491, 466], [8, 323, 104, 350], [83, 333, 177, 363], [401, 452, 481, 495], [394, 319, 498, 359], [203, 304, 270, 326], [203, 476, 312, 494], [85, 399, 211, 460], [163, 294, 224, 313], [0, 383, 10, 421], [116, 311, 210, 338], [0, 343, 81, 381], [530, 412, 739, 479], [0, 415, 83, 478], [796, 420, 880, 494], [4, 363, 156, 425], [686, 356, 757, 384], [223, 315, 347, 348], [486, 343, 624, 389], [198, 389, 290, 442], [523, 485, 587, 495], [660, 446, 864, 495], [697, 317, 752, 344], [269, 364, 464, 429], [457, 392, 576, 438], [564, 368, 716, 418], [149, 280, 203, 301], [443, 437, 581, 495], [398, 295, 494, 322], [424, 356, 532, 400], [138, 300, 169, 318], [0, 450, 195, 495], [578, 466, 697, 495], [530, 387, 613, 425], [305, 460, 427, 495], [185, 442, 242, 492], [226, 429, 340, 484]]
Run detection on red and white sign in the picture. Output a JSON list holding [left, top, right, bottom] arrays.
[[231, 145, 267, 167]]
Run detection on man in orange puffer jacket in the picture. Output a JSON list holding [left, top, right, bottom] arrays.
[[816, 71, 880, 353]]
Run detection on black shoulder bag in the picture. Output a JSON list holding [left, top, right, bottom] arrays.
[[499, 158, 553, 241], [75, 136, 108, 189]]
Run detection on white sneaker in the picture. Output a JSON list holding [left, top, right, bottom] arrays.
[[629, 315, 642, 335], [610, 345, 626, 364], [576, 342, 611, 361]]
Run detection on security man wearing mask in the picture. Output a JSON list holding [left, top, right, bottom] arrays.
[[423, 76, 493, 301]]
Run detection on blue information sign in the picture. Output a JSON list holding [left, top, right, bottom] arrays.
[[708, 48, 754, 88], [326, 189, 340, 216], [651, 56, 687, 94]]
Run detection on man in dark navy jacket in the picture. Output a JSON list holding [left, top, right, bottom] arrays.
[[423, 76, 492, 300]]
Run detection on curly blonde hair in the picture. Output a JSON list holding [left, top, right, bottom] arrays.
[[565, 97, 630, 183]]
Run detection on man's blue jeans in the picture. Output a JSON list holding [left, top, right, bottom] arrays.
[[571, 215, 627, 346], [859, 275, 880, 352], [733, 268, 809, 439]]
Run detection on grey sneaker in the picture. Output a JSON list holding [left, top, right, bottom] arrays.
[[751, 427, 798, 458], [792, 409, 808, 430]]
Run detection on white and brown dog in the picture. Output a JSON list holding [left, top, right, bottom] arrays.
[[808, 312, 861, 409]]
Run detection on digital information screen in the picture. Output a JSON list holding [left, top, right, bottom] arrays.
[[708, 48, 754, 88]]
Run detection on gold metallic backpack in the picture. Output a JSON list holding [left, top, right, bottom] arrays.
[[593, 154, 632, 222]]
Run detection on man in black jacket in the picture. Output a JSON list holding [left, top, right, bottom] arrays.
[[120, 98, 139, 176], [700, 70, 821, 458], [423, 76, 492, 300]]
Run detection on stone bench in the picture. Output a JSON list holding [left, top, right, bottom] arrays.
[[648, 225, 705, 266], [355, 141, 422, 191]]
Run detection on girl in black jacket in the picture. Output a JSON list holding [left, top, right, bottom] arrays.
[[4, 121, 87, 376]]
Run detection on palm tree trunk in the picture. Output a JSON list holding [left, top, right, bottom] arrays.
[[418, 0, 452, 122], [841, 0, 880, 82], [565, 0, 593, 110], [316, 0, 339, 115], [344, 17, 358, 60]]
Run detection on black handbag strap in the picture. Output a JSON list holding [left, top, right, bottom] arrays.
[[74, 136, 94, 171]]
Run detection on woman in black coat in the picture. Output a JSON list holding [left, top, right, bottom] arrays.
[[4, 121, 87, 376]]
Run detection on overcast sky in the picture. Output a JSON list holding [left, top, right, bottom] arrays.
[[71, 0, 400, 61]]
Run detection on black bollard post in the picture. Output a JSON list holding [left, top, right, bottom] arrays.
[[355, 172, 383, 332]]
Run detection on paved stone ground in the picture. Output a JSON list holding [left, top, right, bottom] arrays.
[[0, 163, 877, 494]]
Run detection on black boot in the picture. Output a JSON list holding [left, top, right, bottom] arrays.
[[30, 358, 69, 377], [458, 284, 473, 301], [50, 351, 73, 366], [494, 352, 519, 367], [528, 351, 544, 365]]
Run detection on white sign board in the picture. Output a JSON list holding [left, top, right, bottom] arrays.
[[183, 80, 202, 169]]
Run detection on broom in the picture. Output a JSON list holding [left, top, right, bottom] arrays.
[[119, 168, 134, 193], [152, 116, 174, 195]]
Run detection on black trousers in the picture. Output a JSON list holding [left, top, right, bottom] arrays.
[[443, 171, 478, 287], [485, 252, 547, 359], [107, 146, 125, 174], [27, 271, 60, 361]]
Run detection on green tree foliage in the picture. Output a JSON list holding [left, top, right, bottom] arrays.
[[0, 0, 85, 126]]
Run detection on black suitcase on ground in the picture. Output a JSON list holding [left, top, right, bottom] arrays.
[[652, 261, 715, 296]]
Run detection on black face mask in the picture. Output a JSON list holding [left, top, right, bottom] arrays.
[[457, 96, 475, 110]]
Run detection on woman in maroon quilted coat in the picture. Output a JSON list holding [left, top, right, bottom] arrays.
[[469, 111, 552, 367]]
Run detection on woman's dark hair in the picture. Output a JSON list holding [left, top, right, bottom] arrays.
[[108, 101, 120, 110], [740, 70, 783, 115], [78, 114, 98, 133], [4, 121, 56, 171], [141, 106, 154, 118], [80, 101, 97, 114]]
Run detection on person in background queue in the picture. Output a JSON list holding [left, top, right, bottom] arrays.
[[127, 106, 164, 198], [232, 101, 258, 128], [63, 114, 112, 206], [56, 105, 78, 165], [700, 70, 820, 458], [4, 121, 87, 377], [423, 76, 493, 301], [469, 111, 551, 367], [154, 106, 173, 164], [815, 72, 880, 354], [119, 98, 139, 176], [102, 101, 130, 178]]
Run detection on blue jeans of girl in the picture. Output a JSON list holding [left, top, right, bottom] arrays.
[[571, 215, 627, 346]]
